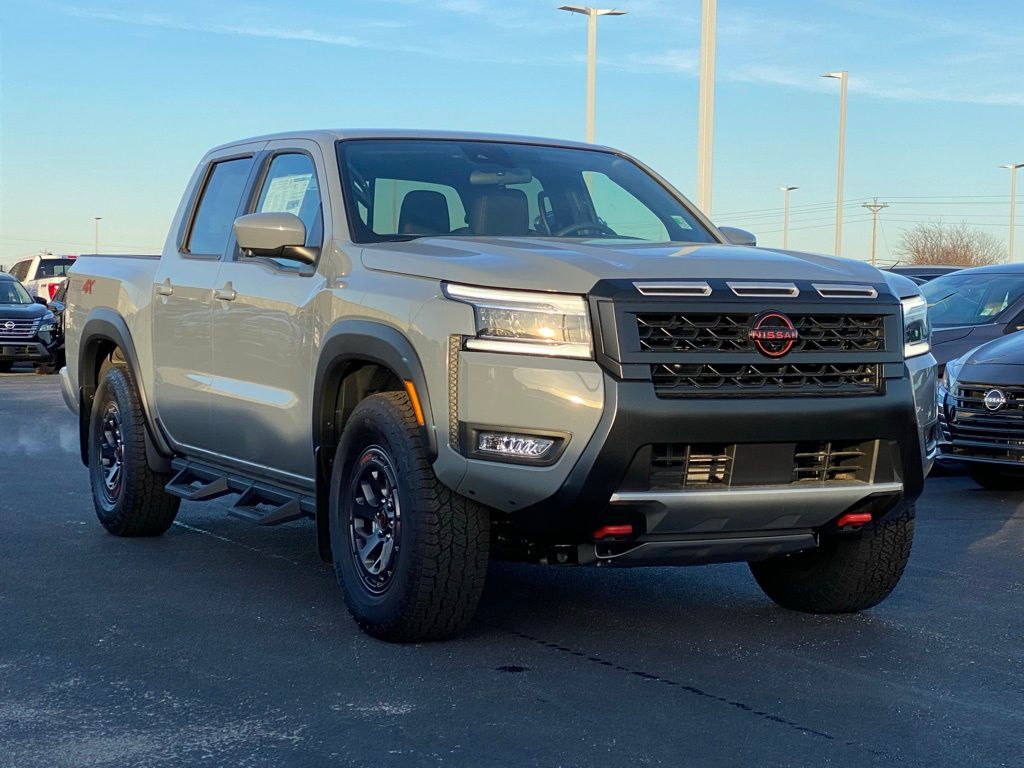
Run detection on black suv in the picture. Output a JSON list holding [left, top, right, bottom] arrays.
[[0, 272, 61, 372]]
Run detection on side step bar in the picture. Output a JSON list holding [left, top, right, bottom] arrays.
[[165, 459, 314, 526]]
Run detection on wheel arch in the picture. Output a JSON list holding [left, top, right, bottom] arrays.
[[78, 309, 172, 472], [312, 319, 437, 561]]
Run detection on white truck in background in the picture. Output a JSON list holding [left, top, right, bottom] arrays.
[[5, 253, 78, 300]]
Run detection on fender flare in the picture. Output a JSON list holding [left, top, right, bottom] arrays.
[[311, 319, 437, 561], [78, 309, 173, 471]]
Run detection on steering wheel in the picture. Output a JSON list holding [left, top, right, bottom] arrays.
[[553, 220, 617, 237]]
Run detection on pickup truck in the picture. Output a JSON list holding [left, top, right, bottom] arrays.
[[62, 130, 937, 642], [6, 253, 77, 301]]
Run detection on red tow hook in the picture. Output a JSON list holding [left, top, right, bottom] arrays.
[[835, 512, 872, 529], [593, 524, 633, 541]]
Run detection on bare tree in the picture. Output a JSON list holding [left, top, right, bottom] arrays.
[[895, 221, 1004, 267]]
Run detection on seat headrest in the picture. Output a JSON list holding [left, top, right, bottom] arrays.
[[398, 190, 451, 236], [469, 188, 529, 236]]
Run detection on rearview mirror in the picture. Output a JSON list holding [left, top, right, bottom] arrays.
[[233, 212, 316, 265], [718, 226, 757, 247]]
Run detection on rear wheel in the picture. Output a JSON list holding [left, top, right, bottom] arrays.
[[330, 392, 490, 642], [89, 361, 180, 536], [967, 464, 1024, 491], [750, 507, 914, 613]]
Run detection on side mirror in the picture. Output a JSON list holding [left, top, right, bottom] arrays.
[[33, 296, 48, 306], [233, 212, 316, 265], [718, 226, 757, 247], [48, 301, 66, 314]]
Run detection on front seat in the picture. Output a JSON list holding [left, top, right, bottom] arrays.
[[398, 190, 451, 236], [469, 188, 529, 236]]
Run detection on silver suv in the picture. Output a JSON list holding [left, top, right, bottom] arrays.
[[62, 130, 937, 641]]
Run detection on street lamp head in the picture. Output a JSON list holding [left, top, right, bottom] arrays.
[[821, 71, 847, 79], [559, 5, 627, 15], [998, 162, 1024, 170], [780, 186, 799, 192]]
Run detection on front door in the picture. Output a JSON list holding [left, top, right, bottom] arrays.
[[208, 142, 328, 486], [151, 154, 255, 452]]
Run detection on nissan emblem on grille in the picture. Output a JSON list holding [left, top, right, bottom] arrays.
[[3, 321, 14, 331], [748, 311, 799, 358], [983, 388, 1007, 411]]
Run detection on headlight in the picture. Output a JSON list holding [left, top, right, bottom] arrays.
[[38, 313, 57, 333], [444, 283, 592, 359], [942, 355, 965, 393], [901, 295, 930, 358]]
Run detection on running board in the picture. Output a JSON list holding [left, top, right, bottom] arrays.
[[166, 459, 314, 526]]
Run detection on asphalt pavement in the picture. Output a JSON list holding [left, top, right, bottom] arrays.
[[1, 369, 1021, 767]]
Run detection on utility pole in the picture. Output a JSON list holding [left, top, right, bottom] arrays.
[[94, 217, 102, 255], [861, 197, 889, 267], [822, 71, 848, 256], [559, 6, 627, 144], [696, 0, 717, 215], [779, 186, 798, 249], [999, 163, 1023, 261]]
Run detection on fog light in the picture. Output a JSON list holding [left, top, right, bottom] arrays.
[[477, 432, 554, 458]]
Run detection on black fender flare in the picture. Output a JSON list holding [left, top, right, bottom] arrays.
[[78, 309, 173, 472], [312, 319, 437, 561]]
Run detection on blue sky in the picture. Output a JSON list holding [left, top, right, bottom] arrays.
[[1, 0, 1021, 264]]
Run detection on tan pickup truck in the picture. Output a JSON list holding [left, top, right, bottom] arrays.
[[62, 130, 937, 641]]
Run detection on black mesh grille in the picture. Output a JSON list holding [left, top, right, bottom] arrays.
[[652, 362, 881, 397], [945, 384, 1024, 461], [636, 313, 885, 353]]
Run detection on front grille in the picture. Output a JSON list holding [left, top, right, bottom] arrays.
[[636, 313, 885, 354], [944, 384, 1024, 462], [645, 440, 877, 490], [652, 362, 881, 397], [0, 318, 40, 340]]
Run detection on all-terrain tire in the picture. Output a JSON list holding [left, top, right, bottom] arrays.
[[750, 507, 915, 613], [967, 464, 1024, 491], [89, 362, 180, 536], [330, 392, 490, 642]]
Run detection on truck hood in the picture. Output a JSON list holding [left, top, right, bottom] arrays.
[[361, 237, 886, 293]]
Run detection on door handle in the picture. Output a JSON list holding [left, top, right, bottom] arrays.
[[214, 284, 237, 302], [156, 279, 173, 296]]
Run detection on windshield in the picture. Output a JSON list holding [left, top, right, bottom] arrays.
[[921, 272, 1024, 327], [337, 139, 715, 245], [0, 279, 33, 305]]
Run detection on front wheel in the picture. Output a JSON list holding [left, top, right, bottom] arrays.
[[967, 464, 1024, 491], [330, 392, 490, 642], [750, 507, 914, 613], [89, 362, 180, 536]]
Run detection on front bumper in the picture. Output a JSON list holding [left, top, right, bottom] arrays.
[[937, 377, 1024, 468], [0, 341, 53, 364]]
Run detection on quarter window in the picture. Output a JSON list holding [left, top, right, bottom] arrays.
[[187, 157, 254, 256]]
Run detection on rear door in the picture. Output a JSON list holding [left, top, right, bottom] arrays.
[[152, 151, 257, 453], [207, 140, 328, 485]]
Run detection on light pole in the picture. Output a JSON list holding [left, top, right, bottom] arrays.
[[861, 197, 889, 267], [696, 0, 717, 215], [559, 5, 627, 144], [822, 70, 848, 256], [779, 186, 798, 249], [999, 162, 1023, 261], [94, 217, 102, 255]]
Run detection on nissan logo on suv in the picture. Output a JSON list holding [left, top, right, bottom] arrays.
[[748, 311, 799, 358]]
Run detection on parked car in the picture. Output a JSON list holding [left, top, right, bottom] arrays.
[[920, 263, 1024, 367], [887, 265, 961, 284], [938, 331, 1024, 489], [6, 253, 77, 301], [62, 130, 936, 641], [0, 271, 61, 372]]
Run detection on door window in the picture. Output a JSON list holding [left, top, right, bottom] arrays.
[[254, 153, 323, 250], [187, 157, 254, 257]]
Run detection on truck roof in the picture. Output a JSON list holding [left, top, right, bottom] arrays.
[[208, 129, 611, 155]]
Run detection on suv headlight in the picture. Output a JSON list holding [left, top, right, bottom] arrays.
[[38, 313, 57, 333], [901, 295, 930, 358], [444, 283, 593, 359]]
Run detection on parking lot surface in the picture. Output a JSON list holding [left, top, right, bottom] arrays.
[[1, 370, 1021, 767]]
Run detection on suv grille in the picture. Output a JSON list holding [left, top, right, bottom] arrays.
[[0, 318, 40, 340], [945, 384, 1024, 462], [646, 440, 876, 490], [652, 362, 881, 397], [636, 313, 885, 354]]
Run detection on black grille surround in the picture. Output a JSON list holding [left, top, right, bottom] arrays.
[[589, 278, 904, 399], [943, 383, 1024, 463]]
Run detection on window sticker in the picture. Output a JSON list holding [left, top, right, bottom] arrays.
[[261, 173, 313, 215]]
